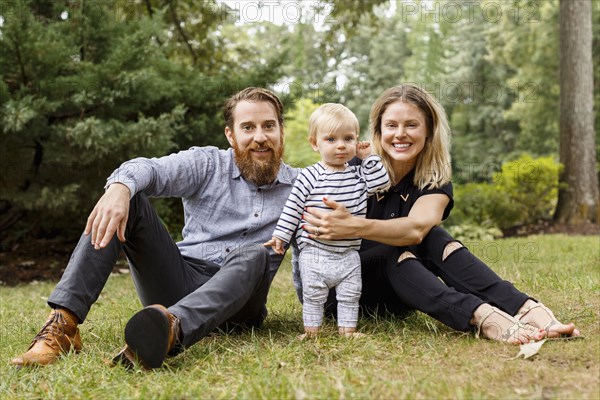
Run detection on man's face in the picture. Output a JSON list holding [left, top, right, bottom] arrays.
[[225, 100, 284, 186]]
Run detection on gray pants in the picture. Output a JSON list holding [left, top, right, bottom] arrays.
[[299, 246, 361, 328], [48, 194, 271, 349]]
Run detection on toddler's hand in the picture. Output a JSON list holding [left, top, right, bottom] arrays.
[[356, 141, 373, 159], [263, 237, 285, 255]]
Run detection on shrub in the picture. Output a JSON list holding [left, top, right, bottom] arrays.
[[492, 154, 562, 226], [446, 154, 562, 231], [446, 182, 519, 230], [446, 223, 503, 242]]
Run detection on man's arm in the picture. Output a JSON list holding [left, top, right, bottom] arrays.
[[106, 148, 212, 199], [89, 147, 214, 249]]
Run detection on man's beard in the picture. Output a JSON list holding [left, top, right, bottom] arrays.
[[232, 138, 284, 187]]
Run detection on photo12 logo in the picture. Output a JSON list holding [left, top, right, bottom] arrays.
[[398, 1, 540, 24], [209, 1, 336, 25]]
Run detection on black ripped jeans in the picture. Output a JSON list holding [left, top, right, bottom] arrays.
[[325, 226, 531, 331]]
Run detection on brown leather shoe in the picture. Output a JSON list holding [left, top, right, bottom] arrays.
[[11, 308, 82, 368], [123, 304, 181, 369]]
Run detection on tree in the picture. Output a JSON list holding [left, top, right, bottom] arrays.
[[0, 1, 284, 247], [339, 8, 411, 136], [554, 0, 598, 224]]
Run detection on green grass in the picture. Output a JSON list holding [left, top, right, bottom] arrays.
[[1, 234, 598, 399]]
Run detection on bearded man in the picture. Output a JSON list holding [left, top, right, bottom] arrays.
[[11, 87, 298, 370]]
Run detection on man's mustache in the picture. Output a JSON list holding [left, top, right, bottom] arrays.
[[245, 142, 275, 153]]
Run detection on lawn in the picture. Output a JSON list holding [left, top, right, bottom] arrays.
[[1, 234, 598, 399]]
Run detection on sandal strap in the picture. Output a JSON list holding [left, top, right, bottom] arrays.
[[476, 306, 533, 343], [515, 302, 558, 326], [475, 307, 497, 339]]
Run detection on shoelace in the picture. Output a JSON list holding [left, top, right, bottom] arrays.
[[31, 312, 67, 346]]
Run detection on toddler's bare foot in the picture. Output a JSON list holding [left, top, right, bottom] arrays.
[[341, 332, 365, 338], [338, 327, 364, 338], [299, 327, 320, 340]]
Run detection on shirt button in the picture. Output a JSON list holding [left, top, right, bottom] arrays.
[[226, 248, 230, 253], [390, 213, 395, 217], [254, 213, 259, 217]]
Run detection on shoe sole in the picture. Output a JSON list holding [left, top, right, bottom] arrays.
[[124, 307, 170, 369]]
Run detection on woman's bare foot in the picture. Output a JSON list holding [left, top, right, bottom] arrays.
[[472, 304, 544, 345], [516, 300, 581, 339], [339, 327, 365, 338]]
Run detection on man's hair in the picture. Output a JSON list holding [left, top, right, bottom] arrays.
[[223, 87, 284, 129], [369, 84, 451, 189], [308, 103, 359, 144]]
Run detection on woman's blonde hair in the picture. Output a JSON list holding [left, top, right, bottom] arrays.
[[308, 103, 360, 144], [369, 84, 451, 189]]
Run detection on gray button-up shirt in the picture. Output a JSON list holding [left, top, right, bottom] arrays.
[[106, 146, 298, 280]]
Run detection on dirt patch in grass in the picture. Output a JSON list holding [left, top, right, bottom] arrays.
[[0, 237, 126, 286], [502, 220, 600, 237]]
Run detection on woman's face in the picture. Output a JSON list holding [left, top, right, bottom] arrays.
[[379, 101, 428, 170]]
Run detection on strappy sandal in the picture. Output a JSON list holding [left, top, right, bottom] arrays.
[[515, 302, 583, 340], [476, 306, 539, 345]]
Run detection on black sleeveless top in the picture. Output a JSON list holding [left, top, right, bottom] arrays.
[[361, 167, 454, 251]]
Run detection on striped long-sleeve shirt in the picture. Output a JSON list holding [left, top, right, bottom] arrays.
[[272, 154, 390, 252]]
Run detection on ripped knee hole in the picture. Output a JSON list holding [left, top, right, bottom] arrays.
[[397, 251, 416, 263], [442, 241, 464, 261]]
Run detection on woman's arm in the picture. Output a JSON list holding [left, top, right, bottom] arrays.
[[303, 194, 450, 247]]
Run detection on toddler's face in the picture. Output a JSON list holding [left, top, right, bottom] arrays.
[[311, 123, 357, 169]]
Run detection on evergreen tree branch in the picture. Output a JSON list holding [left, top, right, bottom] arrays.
[[11, 37, 29, 87], [143, 0, 163, 45], [166, 0, 198, 66]]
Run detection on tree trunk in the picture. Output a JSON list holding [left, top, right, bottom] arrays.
[[555, 0, 599, 224]]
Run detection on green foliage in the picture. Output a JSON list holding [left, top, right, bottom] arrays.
[[339, 10, 411, 135], [0, 0, 284, 245], [282, 98, 320, 168], [446, 223, 503, 242], [486, 0, 560, 156], [446, 154, 562, 230], [445, 182, 518, 230], [493, 154, 562, 225], [1, 0, 598, 245]]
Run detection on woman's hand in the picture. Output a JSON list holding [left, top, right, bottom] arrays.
[[302, 197, 362, 240]]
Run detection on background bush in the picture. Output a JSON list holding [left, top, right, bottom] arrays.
[[445, 154, 562, 237]]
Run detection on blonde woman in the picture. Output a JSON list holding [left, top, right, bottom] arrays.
[[299, 84, 580, 344]]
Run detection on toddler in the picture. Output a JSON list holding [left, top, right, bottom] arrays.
[[265, 103, 389, 338]]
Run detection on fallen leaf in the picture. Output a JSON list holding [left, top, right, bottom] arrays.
[[511, 339, 547, 360]]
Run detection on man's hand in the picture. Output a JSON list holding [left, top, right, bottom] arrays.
[[356, 141, 373, 159], [84, 183, 131, 249], [264, 236, 285, 255]]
